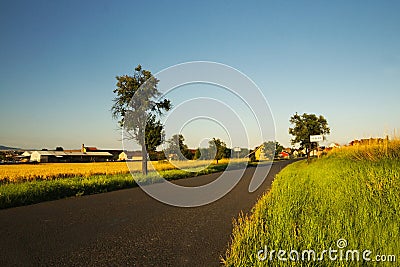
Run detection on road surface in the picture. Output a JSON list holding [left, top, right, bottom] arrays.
[[0, 160, 294, 266]]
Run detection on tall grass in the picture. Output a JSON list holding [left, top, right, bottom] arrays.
[[334, 139, 400, 161], [223, 140, 400, 266]]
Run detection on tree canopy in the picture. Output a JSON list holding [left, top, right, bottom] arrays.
[[208, 138, 228, 164], [262, 141, 283, 159], [289, 112, 330, 160], [145, 114, 165, 153], [111, 65, 171, 175], [165, 134, 193, 160]]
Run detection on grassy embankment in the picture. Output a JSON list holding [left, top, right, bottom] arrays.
[[0, 159, 247, 209], [224, 140, 400, 266]]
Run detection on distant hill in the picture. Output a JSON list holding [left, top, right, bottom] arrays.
[[0, 145, 21, 151]]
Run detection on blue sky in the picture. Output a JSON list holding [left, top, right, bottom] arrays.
[[0, 0, 399, 149]]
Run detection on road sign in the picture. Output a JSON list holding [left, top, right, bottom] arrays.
[[233, 147, 241, 152], [310, 135, 323, 142]]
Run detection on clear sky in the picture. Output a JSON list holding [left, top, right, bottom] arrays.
[[0, 0, 399, 150]]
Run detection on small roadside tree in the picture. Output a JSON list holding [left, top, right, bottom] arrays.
[[193, 148, 201, 160], [262, 141, 283, 160], [146, 114, 166, 161], [208, 138, 227, 164], [165, 134, 192, 160], [112, 65, 171, 175], [289, 112, 330, 162], [145, 114, 165, 153], [223, 147, 232, 159]]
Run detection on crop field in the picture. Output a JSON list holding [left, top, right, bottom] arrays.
[[224, 140, 400, 266], [0, 159, 238, 183], [0, 158, 247, 209]]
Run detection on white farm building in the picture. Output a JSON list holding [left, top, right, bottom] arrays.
[[28, 150, 113, 163]]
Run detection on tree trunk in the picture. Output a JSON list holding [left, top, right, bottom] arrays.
[[141, 143, 148, 175], [307, 143, 311, 164]]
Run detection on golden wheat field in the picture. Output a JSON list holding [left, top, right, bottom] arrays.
[[0, 159, 236, 183], [0, 162, 131, 182]]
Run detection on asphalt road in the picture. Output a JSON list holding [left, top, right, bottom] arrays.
[[0, 160, 294, 267]]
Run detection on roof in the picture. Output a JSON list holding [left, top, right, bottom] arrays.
[[21, 151, 32, 156], [30, 151, 112, 157], [86, 152, 112, 156], [329, 143, 341, 148], [254, 145, 264, 152], [31, 151, 56, 156]]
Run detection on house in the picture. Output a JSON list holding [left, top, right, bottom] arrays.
[[83, 146, 98, 152], [278, 151, 290, 159], [119, 151, 142, 161], [167, 153, 179, 161], [309, 149, 318, 157], [250, 144, 287, 161], [254, 144, 268, 161], [283, 147, 292, 154], [329, 143, 341, 149]]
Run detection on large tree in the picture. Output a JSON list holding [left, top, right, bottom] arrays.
[[112, 65, 171, 175], [289, 112, 330, 161]]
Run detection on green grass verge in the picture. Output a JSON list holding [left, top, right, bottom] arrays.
[[0, 161, 248, 209], [224, 153, 400, 266]]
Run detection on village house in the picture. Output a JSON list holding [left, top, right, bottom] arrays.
[[278, 151, 290, 159], [118, 151, 143, 161], [329, 143, 341, 149], [254, 144, 268, 161], [252, 144, 290, 161]]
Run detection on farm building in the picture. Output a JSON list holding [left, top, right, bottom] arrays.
[[79, 144, 122, 161], [30, 151, 55, 162], [20, 151, 32, 157], [29, 150, 113, 163], [17, 151, 32, 162]]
